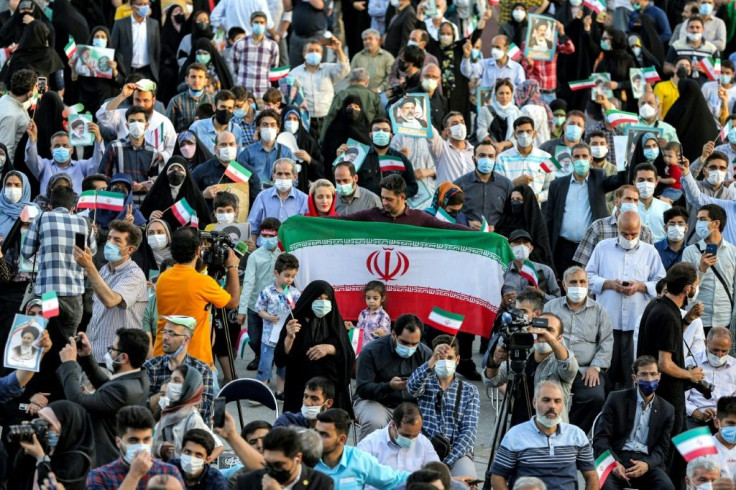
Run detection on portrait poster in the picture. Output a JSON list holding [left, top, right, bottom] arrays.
[[554, 145, 573, 177], [74, 45, 115, 79], [524, 14, 557, 61], [4, 314, 46, 372], [210, 222, 252, 245], [590, 72, 614, 101], [215, 182, 250, 221], [332, 138, 370, 172], [624, 126, 663, 165], [629, 68, 646, 99], [389, 93, 433, 138], [407, 179, 433, 210], [68, 113, 94, 146], [476, 86, 493, 122]]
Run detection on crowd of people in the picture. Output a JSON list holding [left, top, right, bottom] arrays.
[[3, 0, 736, 488]]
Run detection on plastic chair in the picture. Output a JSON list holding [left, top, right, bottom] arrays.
[[217, 379, 280, 428], [588, 411, 603, 442]]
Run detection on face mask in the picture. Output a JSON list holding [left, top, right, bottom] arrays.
[[687, 32, 703, 42], [449, 124, 467, 141], [690, 284, 700, 299], [148, 234, 168, 250], [511, 201, 523, 214], [0, 155, 6, 169], [166, 382, 183, 402], [195, 52, 212, 66], [312, 299, 332, 318], [590, 145, 608, 159], [471, 48, 482, 60], [573, 159, 590, 176], [534, 342, 553, 354], [216, 212, 235, 224], [407, 40, 418, 47], [92, 37, 107, 48], [700, 3, 713, 15], [261, 236, 279, 249], [601, 39, 611, 51], [395, 341, 416, 358], [395, 431, 415, 449], [173, 13, 186, 23], [637, 379, 658, 396], [667, 225, 686, 242], [570, 0, 583, 5], [397, 59, 408, 72], [491, 48, 505, 60], [372, 130, 391, 147], [189, 88, 205, 98], [512, 9, 526, 21], [721, 74, 732, 85], [439, 34, 453, 46], [168, 171, 186, 186], [346, 108, 361, 121], [618, 235, 639, 250], [252, 23, 266, 35], [233, 108, 246, 119], [301, 404, 323, 420], [218, 146, 238, 162], [554, 116, 566, 127], [421, 78, 438, 92], [619, 202, 638, 214], [676, 66, 691, 80], [636, 181, 656, 198], [275, 179, 293, 192], [434, 359, 456, 378], [135, 4, 150, 17], [180, 453, 206, 475], [512, 244, 530, 261], [128, 121, 146, 139], [567, 286, 588, 303], [565, 125, 583, 142], [390, 0, 400, 6], [215, 109, 233, 125], [336, 182, 354, 196], [633, 2, 641, 9], [632, 46, 642, 56], [516, 132, 533, 148], [696, 483, 714, 490], [158, 395, 170, 409], [196, 21, 210, 31], [104, 241, 124, 262], [476, 157, 495, 174], [122, 442, 152, 464], [305, 52, 322, 66], [707, 351, 728, 368], [721, 426, 736, 443], [639, 103, 657, 120], [104, 351, 121, 372], [728, 128, 736, 145], [696, 220, 713, 239], [50, 146, 71, 163], [266, 462, 295, 484], [260, 127, 277, 143], [707, 170, 726, 186], [47, 430, 59, 448], [284, 120, 300, 134], [643, 148, 659, 162]]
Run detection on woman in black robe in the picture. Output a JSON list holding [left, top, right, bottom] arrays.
[[590, 29, 636, 114], [2, 21, 64, 90], [282, 105, 324, 193], [275, 280, 356, 415], [494, 185, 554, 268], [0, 0, 55, 48], [172, 130, 213, 171], [51, 0, 89, 105], [177, 38, 233, 91], [499, 3, 528, 47], [160, 4, 191, 104], [321, 95, 372, 174], [557, 15, 604, 112], [664, 79, 719, 162]]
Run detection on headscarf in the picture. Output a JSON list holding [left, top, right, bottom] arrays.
[[178, 38, 233, 89], [0, 171, 37, 238], [0, 1, 54, 48], [306, 188, 338, 217], [172, 130, 213, 170], [281, 105, 324, 192], [189, 10, 214, 45], [38, 401, 95, 488], [0, 143, 12, 183], [626, 132, 666, 193], [426, 181, 463, 213], [514, 80, 555, 132], [149, 219, 173, 265], [629, 13, 665, 63], [2, 20, 64, 84], [494, 185, 554, 268], [161, 3, 190, 61], [34, 173, 75, 211], [664, 79, 719, 162], [95, 173, 146, 228], [132, 218, 172, 277], [159, 365, 204, 423], [321, 95, 372, 166], [499, 2, 528, 46], [489, 83, 522, 142]]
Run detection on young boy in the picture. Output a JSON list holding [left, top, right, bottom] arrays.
[[254, 253, 301, 398], [212, 191, 239, 225], [713, 396, 736, 477], [237, 217, 282, 370], [660, 141, 683, 202]]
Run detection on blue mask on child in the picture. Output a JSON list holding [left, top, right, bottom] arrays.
[[722, 426, 736, 443], [261, 236, 278, 249], [252, 23, 266, 35]]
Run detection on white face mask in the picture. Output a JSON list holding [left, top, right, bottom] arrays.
[[512, 244, 530, 261], [618, 235, 639, 250], [275, 179, 293, 192], [284, 120, 300, 134], [534, 342, 553, 354], [667, 224, 686, 242], [147, 234, 168, 250], [590, 145, 608, 159], [439, 34, 453, 46], [218, 146, 238, 162], [122, 442, 152, 464], [260, 127, 277, 143], [536, 411, 562, 428], [216, 212, 235, 224], [301, 404, 323, 420], [491, 48, 505, 60], [566, 286, 588, 303], [166, 382, 183, 402], [128, 121, 146, 139], [4, 187, 22, 203], [707, 351, 728, 368], [180, 453, 206, 475], [104, 351, 120, 372], [707, 170, 726, 186], [449, 124, 467, 141], [158, 395, 170, 409], [639, 103, 657, 119], [635, 181, 655, 199], [512, 9, 526, 21]]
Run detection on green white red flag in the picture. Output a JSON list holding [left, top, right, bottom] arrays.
[[379, 155, 405, 172], [673, 427, 718, 462], [507, 43, 522, 61], [540, 156, 560, 173], [349, 328, 365, 355], [605, 110, 639, 128], [699, 57, 721, 81], [236, 329, 250, 359], [64, 36, 77, 59], [642, 66, 661, 83], [76, 190, 124, 211], [269, 66, 290, 82], [152, 122, 164, 145], [427, 307, 465, 334], [569, 77, 597, 91], [584, 0, 606, 13], [42, 292, 59, 318], [172, 198, 194, 225], [434, 207, 456, 223], [520, 260, 539, 287], [595, 450, 617, 486], [224, 160, 253, 183]]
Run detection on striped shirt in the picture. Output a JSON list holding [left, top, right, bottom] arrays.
[[491, 417, 595, 490], [166, 92, 215, 132], [87, 258, 149, 362], [496, 146, 555, 203], [231, 36, 279, 99]]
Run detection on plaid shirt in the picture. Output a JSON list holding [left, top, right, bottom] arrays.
[[584, 120, 622, 168], [232, 36, 279, 99], [142, 354, 215, 421], [98, 137, 159, 206], [406, 362, 479, 467], [234, 115, 257, 147], [166, 92, 215, 132], [521, 38, 575, 92], [86, 458, 184, 490], [21, 208, 97, 296], [572, 214, 655, 266]]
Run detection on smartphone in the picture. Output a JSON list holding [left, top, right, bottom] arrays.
[[74, 232, 86, 250], [706, 244, 718, 256], [37, 77, 47, 93], [467, 480, 484, 486], [213, 397, 227, 428], [622, 281, 631, 287]]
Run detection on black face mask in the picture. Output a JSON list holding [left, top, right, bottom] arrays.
[[110, 186, 128, 196], [215, 109, 233, 125], [447, 209, 458, 218], [173, 13, 186, 23], [196, 21, 210, 31], [398, 59, 408, 72], [676, 66, 690, 79], [168, 172, 185, 186], [265, 463, 294, 484], [346, 108, 361, 121], [510, 201, 523, 214]]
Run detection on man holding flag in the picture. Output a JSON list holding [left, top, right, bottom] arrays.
[[502, 230, 560, 302]]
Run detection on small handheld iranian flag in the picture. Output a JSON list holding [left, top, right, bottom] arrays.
[[283, 286, 296, 310], [64, 36, 77, 59], [96, 191, 125, 211], [520, 260, 539, 287], [152, 122, 164, 145], [76, 190, 97, 210], [595, 450, 617, 486], [269, 66, 290, 82], [642, 66, 661, 83], [41, 292, 59, 318], [171, 198, 194, 225], [584, 0, 606, 13], [569, 77, 597, 91], [480, 217, 492, 232], [699, 57, 721, 81], [721, 120, 732, 142], [189, 214, 199, 228], [540, 156, 560, 173], [224, 160, 253, 183], [673, 427, 718, 462], [427, 307, 465, 334], [236, 329, 250, 359], [435, 207, 457, 223], [349, 328, 365, 355], [605, 110, 639, 128], [507, 43, 522, 61], [379, 155, 405, 172]]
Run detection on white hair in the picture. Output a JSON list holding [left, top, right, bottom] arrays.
[[513, 477, 547, 490], [686, 457, 720, 480], [533, 380, 563, 401]]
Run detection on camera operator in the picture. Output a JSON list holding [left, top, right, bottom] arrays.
[[152, 226, 240, 370], [483, 292, 578, 427]]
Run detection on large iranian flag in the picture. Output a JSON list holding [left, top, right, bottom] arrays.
[[279, 217, 514, 337]]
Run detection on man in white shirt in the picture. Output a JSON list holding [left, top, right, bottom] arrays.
[[357, 402, 439, 484], [428, 111, 474, 183], [585, 211, 665, 390], [111, 0, 160, 82], [460, 35, 525, 90], [210, 0, 276, 36], [634, 162, 671, 242], [713, 396, 736, 477]]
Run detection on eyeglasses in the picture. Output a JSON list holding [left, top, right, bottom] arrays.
[[162, 329, 187, 338], [107, 346, 121, 354]]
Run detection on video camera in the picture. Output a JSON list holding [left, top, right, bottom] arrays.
[[7, 418, 49, 445], [487, 308, 548, 372], [199, 230, 235, 272], [687, 367, 714, 399]]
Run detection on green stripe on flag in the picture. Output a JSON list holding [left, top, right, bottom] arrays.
[[430, 307, 465, 322], [672, 426, 711, 446]]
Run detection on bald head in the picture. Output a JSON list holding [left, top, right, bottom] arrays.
[[618, 210, 641, 235], [147, 474, 184, 490], [492, 35, 509, 49]]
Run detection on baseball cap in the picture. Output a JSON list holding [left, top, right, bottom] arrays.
[[508, 229, 532, 243]]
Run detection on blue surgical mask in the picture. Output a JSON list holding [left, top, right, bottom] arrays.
[[135, 4, 150, 17], [573, 159, 590, 175], [471, 48, 482, 60], [252, 23, 266, 35], [700, 3, 713, 15], [188, 88, 205, 98], [637, 379, 658, 396], [47, 430, 59, 448], [372, 130, 390, 147], [233, 108, 246, 118], [336, 183, 354, 196], [721, 426, 736, 444], [721, 74, 732, 85], [619, 202, 638, 214], [696, 220, 713, 239], [305, 52, 322, 66], [729, 128, 736, 145], [395, 431, 415, 449], [565, 124, 583, 142], [554, 116, 566, 127], [643, 147, 659, 161], [516, 132, 533, 148], [312, 299, 332, 318], [632, 46, 641, 57], [92, 38, 107, 48], [261, 236, 278, 249], [395, 341, 416, 358], [476, 157, 495, 174], [601, 39, 612, 51], [195, 53, 211, 65], [52, 147, 70, 163], [104, 241, 124, 262], [123, 443, 152, 464]]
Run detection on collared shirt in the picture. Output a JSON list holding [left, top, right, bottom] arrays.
[[503, 260, 561, 302], [25, 140, 104, 194], [675, 16, 727, 51], [460, 57, 526, 90], [427, 131, 475, 186], [638, 198, 671, 243], [681, 171, 736, 244], [0, 371, 23, 403], [87, 259, 149, 362], [169, 460, 227, 490], [653, 79, 681, 118], [350, 49, 395, 92], [357, 425, 439, 484], [496, 146, 555, 203], [189, 117, 246, 150], [142, 354, 215, 421], [491, 418, 595, 490], [357, 307, 391, 345], [544, 297, 613, 372], [586, 238, 666, 331], [315, 445, 409, 489], [559, 174, 592, 242], [289, 61, 352, 117], [98, 137, 158, 205], [231, 36, 280, 98], [209, 0, 275, 33], [453, 170, 512, 225], [714, 142, 736, 180], [683, 239, 736, 327], [248, 186, 309, 235], [686, 350, 736, 415], [233, 115, 257, 147], [166, 91, 215, 132], [637, 117, 680, 143], [622, 389, 654, 454], [238, 245, 281, 313], [714, 435, 736, 478], [584, 121, 621, 167], [95, 102, 177, 162], [190, 158, 261, 205], [255, 284, 302, 347], [130, 15, 149, 68], [237, 141, 295, 185], [86, 458, 184, 490], [335, 185, 381, 216], [406, 363, 480, 466], [654, 239, 685, 270], [21, 208, 97, 296], [573, 213, 655, 266], [0, 93, 30, 162]]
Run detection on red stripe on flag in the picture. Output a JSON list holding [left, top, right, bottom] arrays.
[[683, 446, 718, 462], [599, 466, 615, 487]]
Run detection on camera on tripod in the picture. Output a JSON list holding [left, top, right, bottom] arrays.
[[489, 309, 548, 369], [199, 230, 234, 272], [7, 418, 49, 444]]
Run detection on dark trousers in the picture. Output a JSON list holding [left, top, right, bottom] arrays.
[[57, 294, 83, 338], [570, 371, 606, 433], [607, 330, 634, 392], [247, 308, 263, 358], [603, 454, 674, 490], [667, 402, 687, 490], [553, 237, 580, 278]]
